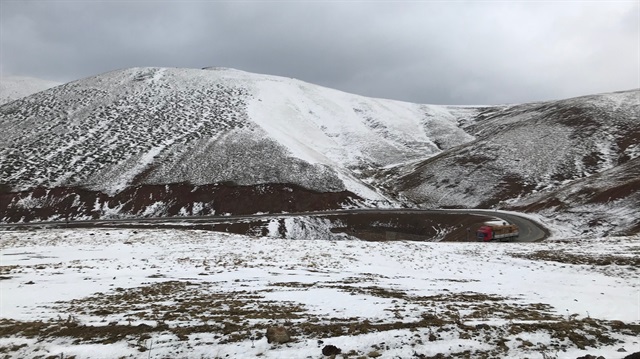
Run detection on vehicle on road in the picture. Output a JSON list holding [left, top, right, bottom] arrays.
[[477, 223, 519, 242]]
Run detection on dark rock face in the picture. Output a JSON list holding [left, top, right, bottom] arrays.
[[265, 326, 291, 344], [0, 182, 361, 222], [322, 345, 341, 356], [623, 352, 640, 359]]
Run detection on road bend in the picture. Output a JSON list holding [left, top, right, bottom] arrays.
[[0, 208, 548, 242]]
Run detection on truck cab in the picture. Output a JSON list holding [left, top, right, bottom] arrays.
[[476, 226, 494, 241], [477, 224, 519, 242]]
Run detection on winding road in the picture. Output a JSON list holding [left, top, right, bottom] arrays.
[[0, 208, 548, 242], [453, 209, 548, 242]]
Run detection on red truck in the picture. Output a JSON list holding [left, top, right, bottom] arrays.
[[477, 223, 519, 242]]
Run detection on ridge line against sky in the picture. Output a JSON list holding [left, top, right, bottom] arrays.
[[1, 0, 638, 105]]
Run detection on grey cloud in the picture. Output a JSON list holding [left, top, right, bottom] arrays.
[[1, 1, 638, 105]]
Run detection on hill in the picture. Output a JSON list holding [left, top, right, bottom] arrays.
[[386, 90, 640, 235], [0, 67, 638, 236]]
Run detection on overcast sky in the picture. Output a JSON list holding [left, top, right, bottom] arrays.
[[1, 1, 638, 105]]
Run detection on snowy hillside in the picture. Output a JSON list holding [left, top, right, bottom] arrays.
[[512, 157, 640, 237], [391, 90, 639, 207], [388, 90, 640, 235], [0, 67, 471, 200], [0, 76, 60, 105], [0, 67, 638, 235]]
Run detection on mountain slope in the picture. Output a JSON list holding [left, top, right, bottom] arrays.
[[511, 157, 640, 236], [384, 90, 640, 235], [0, 67, 638, 236], [0, 67, 472, 201], [389, 90, 639, 206]]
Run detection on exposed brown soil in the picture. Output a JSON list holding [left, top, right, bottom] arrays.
[[478, 174, 537, 209], [510, 197, 566, 213], [584, 178, 640, 204], [616, 124, 640, 164], [551, 104, 602, 136], [0, 182, 361, 222]]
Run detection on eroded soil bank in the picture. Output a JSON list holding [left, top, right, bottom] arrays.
[[0, 182, 361, 222]]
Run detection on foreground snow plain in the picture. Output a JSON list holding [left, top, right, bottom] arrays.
[[0, 229, 638, 358]]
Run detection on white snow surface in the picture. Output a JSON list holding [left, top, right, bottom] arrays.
[[0, 229, 637, 358], [0, 76, 61, 105]]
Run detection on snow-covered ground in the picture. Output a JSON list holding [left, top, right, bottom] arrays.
[[1, 229, 637, 358]]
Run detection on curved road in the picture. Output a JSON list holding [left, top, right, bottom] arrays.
[[0, 208, 548, 242], [455, 209, 548, 242]]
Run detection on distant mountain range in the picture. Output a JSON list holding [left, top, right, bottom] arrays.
[[1, 67, 638, 236], [0, 76, 60, 105]]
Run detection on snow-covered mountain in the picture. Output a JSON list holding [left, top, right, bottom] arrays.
[[0, 76, 61, 105], [0, 67, 638, 235], [0, 67, 473, 200], [387, 90, 639, 235]]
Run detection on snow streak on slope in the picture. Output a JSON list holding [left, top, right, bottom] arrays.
[[246, 73, 473, 199], [0, 76, 61, 105], [0, 67, 473, 201], [248, 77, 472, 167]]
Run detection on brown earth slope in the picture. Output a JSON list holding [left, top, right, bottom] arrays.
[[0, 183, 361, 222]]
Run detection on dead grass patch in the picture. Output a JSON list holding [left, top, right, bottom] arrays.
[[334, 285, 409, 299], [1, 280, 635, 356], [512, 250, 640, 266]]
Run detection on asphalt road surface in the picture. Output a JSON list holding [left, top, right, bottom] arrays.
[[0, 208, 548, 242], [458, 209, 548, 242]]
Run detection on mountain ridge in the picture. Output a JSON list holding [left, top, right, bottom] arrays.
[[1, 67, 638, 236], [0, 76, 61, 105]]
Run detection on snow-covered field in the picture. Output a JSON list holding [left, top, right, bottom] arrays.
[[1, 229, 637, 358]]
